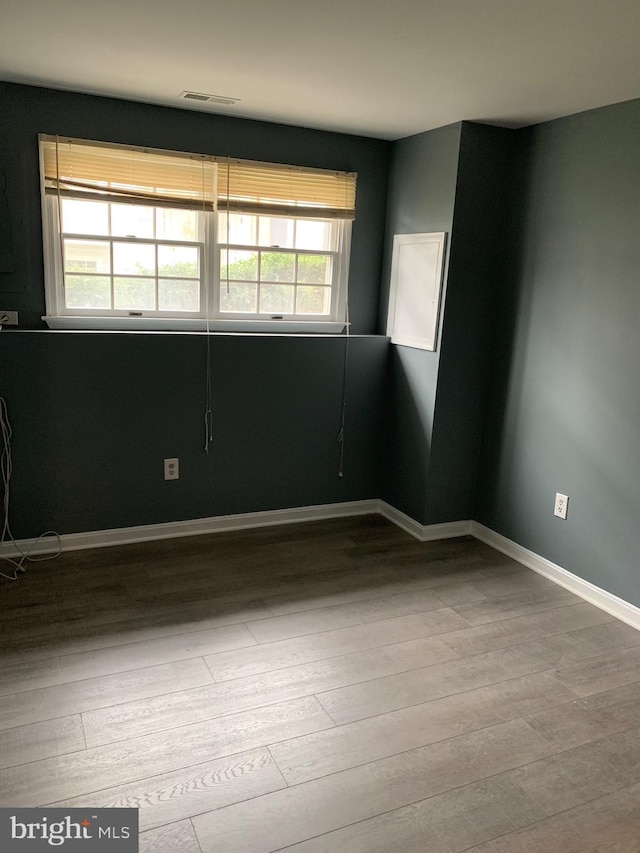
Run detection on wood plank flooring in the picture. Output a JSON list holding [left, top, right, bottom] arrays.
[[2, 515, 640, 851]]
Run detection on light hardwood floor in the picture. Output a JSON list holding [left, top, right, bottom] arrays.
[[2, 515, 640, 852]]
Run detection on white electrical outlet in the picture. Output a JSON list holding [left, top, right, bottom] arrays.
[[0, 310, 18, 326], [164, 458, 179, 480], [554, 492, 569, 519]]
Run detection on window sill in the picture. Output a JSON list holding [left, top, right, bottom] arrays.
[[42, 316, 347, 334]]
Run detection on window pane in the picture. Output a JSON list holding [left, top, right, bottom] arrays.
[[219, 282, 257, 313], [158, 279, 199, 312], [258, 217, 294, 248], [113, 242, 156, 275], [296, 285, 331, 315], [260, 284, 294, 314], [220, 250, 258, 281], [114, 277, 156, 310], [295, 219, 332, 250], [62, 199, 109, 236], [158, 245, 199, 278], [65, 275, 111, 309], [111, 204, 154, 238], [297, 254, 331, 284], [219, 213, 257, 246], [64, 239, 110, 273], [261, 252, 295, 282], [156, 208, 197, 241]]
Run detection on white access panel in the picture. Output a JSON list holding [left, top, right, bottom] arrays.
[[386, 232, 447, 351]]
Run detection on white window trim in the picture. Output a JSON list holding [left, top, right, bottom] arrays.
[[212, 220, 351, 325], [41, 316, 348, 333], [42, 203, 351, 332]]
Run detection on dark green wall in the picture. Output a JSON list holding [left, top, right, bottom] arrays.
[[425, 123, 516, 522], [380, 122, 514, 525], [0, 332, 387, 537], [379, 123, 462, 521], [0, 83, 390, 537], [477, 99, 640, 608]]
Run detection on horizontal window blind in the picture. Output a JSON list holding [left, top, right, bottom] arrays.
[[41, 136, 357, 219], [41, 136, 217, 210], [217, 160, 356, 219]]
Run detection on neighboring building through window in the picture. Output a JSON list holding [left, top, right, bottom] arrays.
[[39, 136, 356, 331]]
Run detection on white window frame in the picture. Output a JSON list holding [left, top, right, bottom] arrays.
[[39, 139, 353, 333], [42, 195, 209, 323], [212, 213, 350, 328]]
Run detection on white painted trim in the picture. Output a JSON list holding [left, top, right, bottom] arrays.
[[471, 522, 640, 632], [377, 501, 472, 542], [377, 501, 426, 539], [0, 500, 380, 557], [0, 499, 473, 558], [42, 317, 347, 334]]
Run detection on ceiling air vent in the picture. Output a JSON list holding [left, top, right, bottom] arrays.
[[179, 91, 239, 106]]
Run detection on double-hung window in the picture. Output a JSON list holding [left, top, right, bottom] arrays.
[[39, 136, 356, 331]]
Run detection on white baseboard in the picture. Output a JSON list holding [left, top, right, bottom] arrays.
[[4, 500, 638, 632], [471, 522, 640, 631], [378, 501, 472, 542], [0, 499, 380, 557], [0, 500, 473, 558]]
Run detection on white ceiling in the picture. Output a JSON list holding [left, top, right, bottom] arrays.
[[1, 0, 640, 140]]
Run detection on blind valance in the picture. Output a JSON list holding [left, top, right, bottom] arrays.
[[41, 136, 357, 220]]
